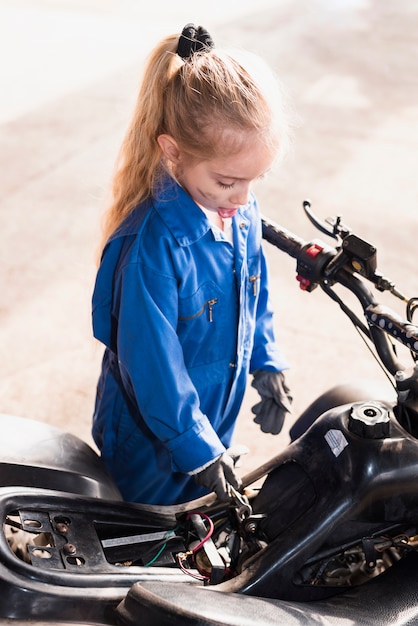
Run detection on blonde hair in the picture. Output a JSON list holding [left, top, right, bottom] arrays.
[[99, 32, 290, 251]]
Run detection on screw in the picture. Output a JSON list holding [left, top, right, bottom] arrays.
[[56, 522, 69, 534], [245, 522, 257, 534], [63, 543, 77, 556]]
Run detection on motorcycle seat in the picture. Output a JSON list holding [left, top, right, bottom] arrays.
[[116, 550, 418, 625], [0, 413, 122, 500]]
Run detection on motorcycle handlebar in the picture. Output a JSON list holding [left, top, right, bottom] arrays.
[[261, 215, 418, 374]]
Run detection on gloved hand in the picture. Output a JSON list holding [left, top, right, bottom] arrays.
[[251, 370, 292, 435], [193, 452, 242, 501]]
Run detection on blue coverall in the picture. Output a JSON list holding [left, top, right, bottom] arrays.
[[92, 178, 288, 505]]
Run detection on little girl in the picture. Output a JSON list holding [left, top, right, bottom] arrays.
[[92, 24, 292, 505]]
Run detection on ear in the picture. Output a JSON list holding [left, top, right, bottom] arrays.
[[157, 134, 181, 164]]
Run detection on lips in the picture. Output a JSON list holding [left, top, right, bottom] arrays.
[[217, 207, 238, 219]]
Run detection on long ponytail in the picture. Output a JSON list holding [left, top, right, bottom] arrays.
[[100, 35, 181, 250]]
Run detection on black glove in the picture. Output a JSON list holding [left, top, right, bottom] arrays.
[[251, 370, 292, 435], [193, 452, 242, 501]]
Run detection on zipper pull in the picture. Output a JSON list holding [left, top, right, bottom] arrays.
[[207, 298, 218, 322], [249, 275, 260, 296]]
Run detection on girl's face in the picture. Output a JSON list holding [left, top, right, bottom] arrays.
[[160, 133, 275, 219]]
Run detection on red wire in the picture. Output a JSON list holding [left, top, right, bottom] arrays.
[[186, 511, 215, 553], [176, 554, 208, 581]]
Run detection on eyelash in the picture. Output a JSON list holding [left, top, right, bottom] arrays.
[[217, 182, 234, 190]]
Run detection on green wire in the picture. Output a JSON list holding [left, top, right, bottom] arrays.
[[143, 526, 182, 567], [144, 542, 168, 567]]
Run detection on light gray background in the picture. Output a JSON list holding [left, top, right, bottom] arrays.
[[1, 0, 417, 477]]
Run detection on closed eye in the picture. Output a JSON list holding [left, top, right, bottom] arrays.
[[217, 182, 235, 190]]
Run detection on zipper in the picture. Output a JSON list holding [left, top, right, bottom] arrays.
[[249, 275, 260, 296], [207, 298, 217, 322], [178, 298, 218, 323]]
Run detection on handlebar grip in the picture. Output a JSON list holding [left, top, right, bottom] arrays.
[[261, 217, 306, 259]]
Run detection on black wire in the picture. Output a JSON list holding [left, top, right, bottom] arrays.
[[406, 298, 418, 323], [320, 281, 371, 337], [320, 282, 396, 390]]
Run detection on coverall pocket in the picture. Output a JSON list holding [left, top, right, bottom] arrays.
[[177, 282, 231, 367]]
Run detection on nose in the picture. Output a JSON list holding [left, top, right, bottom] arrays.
[[230, 183, 251, 207]]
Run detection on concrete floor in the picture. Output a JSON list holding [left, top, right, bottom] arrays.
[[1, 0, 417, 477]]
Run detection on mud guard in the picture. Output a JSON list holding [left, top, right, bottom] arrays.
[[115, 551, 418, 626], [0, 413, 122, 500]]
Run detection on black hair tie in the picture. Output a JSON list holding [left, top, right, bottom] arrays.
[[176, 23, 215, 60]]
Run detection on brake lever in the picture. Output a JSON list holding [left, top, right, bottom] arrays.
[[303, 200, 351, 240]]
